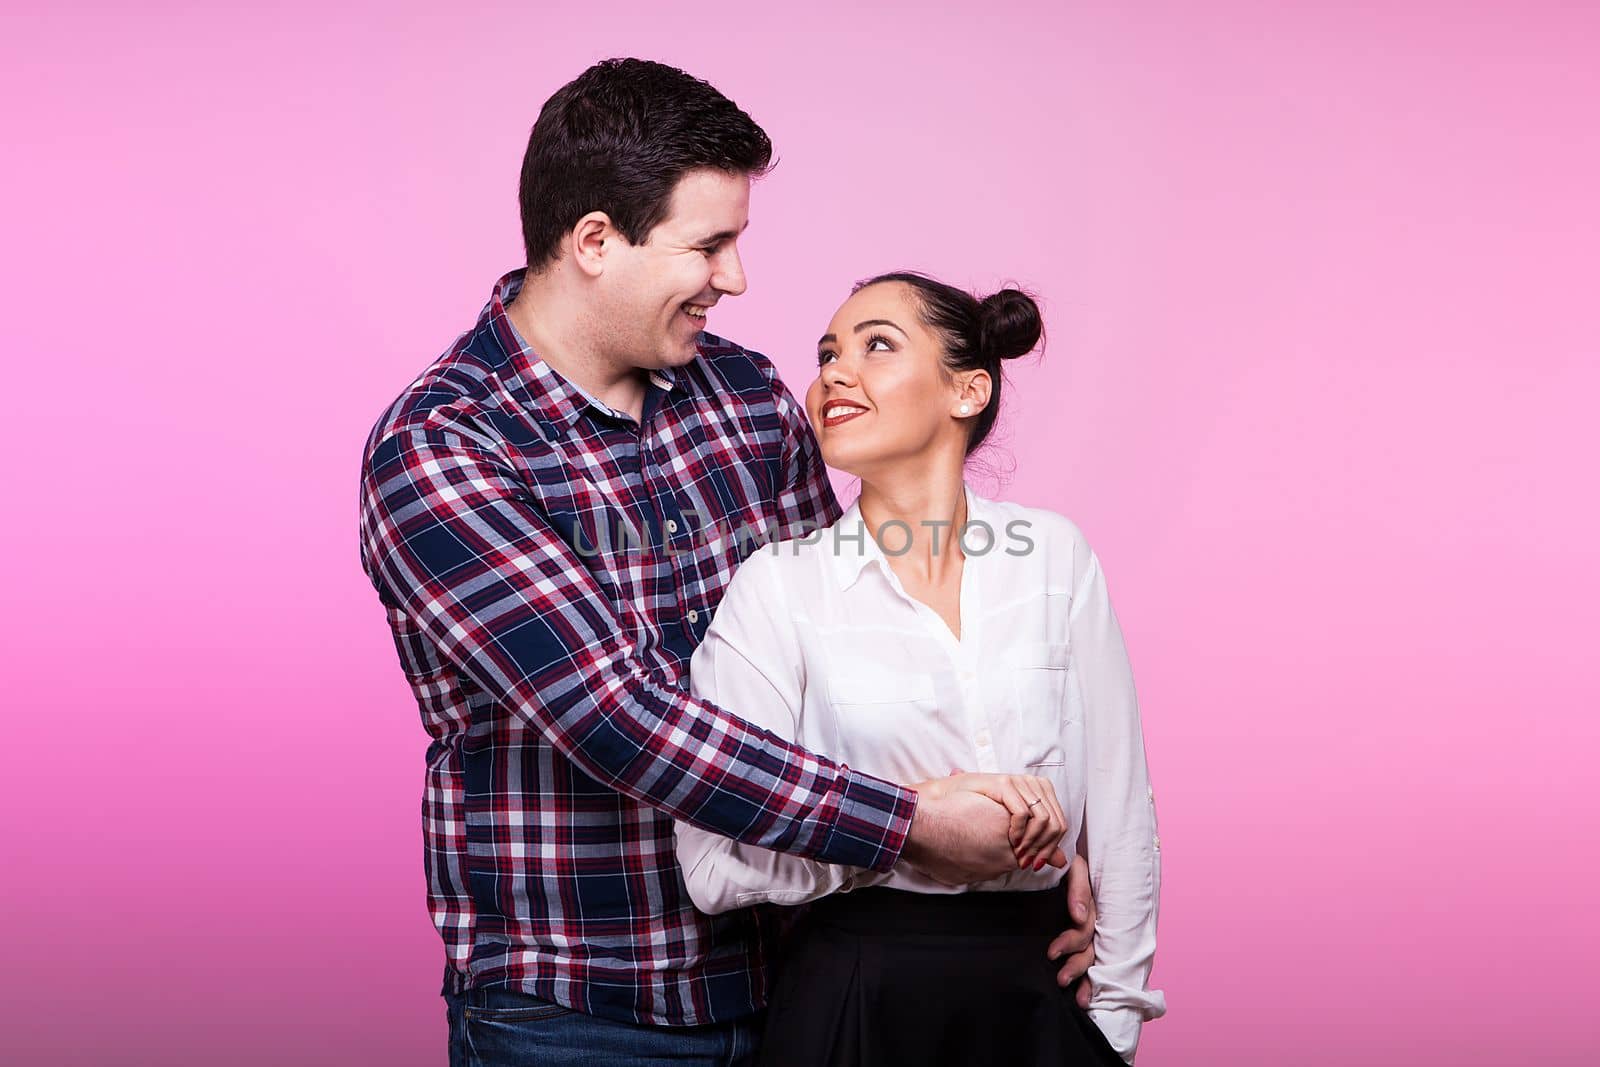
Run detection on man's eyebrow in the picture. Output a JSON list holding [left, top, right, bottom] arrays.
[[694, 219, 751, 245], [817, 319, 908, 347]]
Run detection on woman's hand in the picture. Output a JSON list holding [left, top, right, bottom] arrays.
[[913, 771, 1069, 871]]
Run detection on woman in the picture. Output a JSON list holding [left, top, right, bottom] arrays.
[[673, 272, 1166, 1066]]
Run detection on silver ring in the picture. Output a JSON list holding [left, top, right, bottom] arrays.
[[1027, 798, 1043, 808]]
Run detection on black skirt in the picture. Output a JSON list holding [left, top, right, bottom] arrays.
[[757, 886, 1127, 1067]]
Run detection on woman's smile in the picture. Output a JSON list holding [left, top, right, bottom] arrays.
[[821, 400, 870, 427]]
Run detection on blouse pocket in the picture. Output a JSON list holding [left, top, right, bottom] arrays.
[[1007, 641, 1074, 767]]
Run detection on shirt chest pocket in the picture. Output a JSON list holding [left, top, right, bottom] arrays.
[[1006, 641, 1074, 767]]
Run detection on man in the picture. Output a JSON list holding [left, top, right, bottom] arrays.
[[359, 58, 1099, 1066]]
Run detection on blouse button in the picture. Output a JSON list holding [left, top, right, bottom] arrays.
[[665, 518, 680, 534], [687, 609, 700, 624]]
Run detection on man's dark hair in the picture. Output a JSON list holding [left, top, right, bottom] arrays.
[[519, 58, 774, 269]]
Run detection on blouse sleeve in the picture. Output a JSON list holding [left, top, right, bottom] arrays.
[[1071, 543, 1168, 1064], [673, 549, 872, 914]]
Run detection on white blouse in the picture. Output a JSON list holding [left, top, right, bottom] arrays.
[[673, 484, 1166, 1063]]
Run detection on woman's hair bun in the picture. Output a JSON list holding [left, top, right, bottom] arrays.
[[977, 288, 1043, 361]]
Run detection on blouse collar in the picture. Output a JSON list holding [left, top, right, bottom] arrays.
[[827, 482, 987, 591]]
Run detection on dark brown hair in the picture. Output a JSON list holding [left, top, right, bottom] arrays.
[[518, 58, 774, 269], [853, 271, 1044, 455]]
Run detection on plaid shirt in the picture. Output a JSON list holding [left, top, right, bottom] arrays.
[[359, 270, 917, 1026]]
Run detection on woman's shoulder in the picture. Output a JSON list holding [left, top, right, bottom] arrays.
[[971, 493, 1095, 562], [721, 531, 828, 600], [749, 511, 867, 571]]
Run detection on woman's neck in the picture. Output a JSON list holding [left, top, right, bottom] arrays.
[[856, 471, 969, 587]]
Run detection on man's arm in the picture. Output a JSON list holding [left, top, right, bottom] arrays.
[[360, 421, 911, 870], [673, 550, 874, 913], [753, 345, 843, 537]]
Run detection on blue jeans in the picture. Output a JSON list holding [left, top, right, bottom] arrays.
[[445, 986, 763, 1067]]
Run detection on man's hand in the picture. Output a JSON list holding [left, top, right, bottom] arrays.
[[901, 772, 1069, 884], [1047, 853, 1098, 1008]]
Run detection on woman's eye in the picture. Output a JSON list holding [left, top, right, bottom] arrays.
[[865, 334, 893, 352], [817, 351, 837, 366]]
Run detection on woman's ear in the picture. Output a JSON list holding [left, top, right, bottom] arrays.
[[954, 369, 993, 418]]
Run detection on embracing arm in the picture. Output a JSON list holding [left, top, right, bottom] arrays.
[[358, 421, 915, 870], [673, 550, 882, 913], [1073, 546, 1168, 1064]]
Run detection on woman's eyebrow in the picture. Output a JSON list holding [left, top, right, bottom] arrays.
[[818, 319, 908, 346]]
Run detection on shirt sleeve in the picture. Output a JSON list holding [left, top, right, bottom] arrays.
[[673, 551, 875, 913], [1070, 544, 1168, 1064], [359, 421, 915, 872], [757, 348, 843, 539]]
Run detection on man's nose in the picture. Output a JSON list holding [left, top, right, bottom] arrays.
[[713, 247, 747, 297]]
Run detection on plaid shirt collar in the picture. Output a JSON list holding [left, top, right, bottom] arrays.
[[486, 269, 681, 440]]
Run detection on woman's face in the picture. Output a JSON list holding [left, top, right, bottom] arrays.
[[806, 282, 976, 479]]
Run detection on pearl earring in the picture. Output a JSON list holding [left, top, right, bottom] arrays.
[[959, 404, 971, 415]]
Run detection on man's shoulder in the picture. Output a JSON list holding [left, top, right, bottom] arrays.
[[362, 325, 516, 467], [692, 331, 782, 395]]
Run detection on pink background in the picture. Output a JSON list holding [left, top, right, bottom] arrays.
[[4, 2, 1597, 1063]]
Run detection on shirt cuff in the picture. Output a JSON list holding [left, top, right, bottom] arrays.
[[1088, 1006, 1141, 1065], [818, 769, 917, 872]]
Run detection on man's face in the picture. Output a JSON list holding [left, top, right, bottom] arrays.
[[599, 168, 751, 371]]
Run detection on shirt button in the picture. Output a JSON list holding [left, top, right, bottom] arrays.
[[1153, 835, 1161, 850], [975, 729, 992, 747], [686, 609, 700, 624], [665, 518, 679, 534], [1147, 787, 1155, 802]]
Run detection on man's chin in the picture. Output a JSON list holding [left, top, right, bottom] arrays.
[[662, 340, 702, 367]]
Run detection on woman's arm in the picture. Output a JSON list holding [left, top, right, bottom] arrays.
[[1072, 545, 1168, 1064], [673, 550, 873, 914]]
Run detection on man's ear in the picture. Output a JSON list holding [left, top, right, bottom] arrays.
[[569, 211, 615, 278]]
